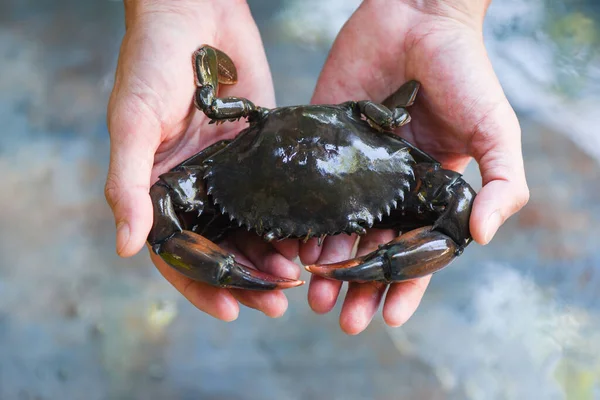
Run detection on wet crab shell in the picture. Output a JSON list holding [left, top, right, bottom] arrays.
[[203, 104, 426, 240]]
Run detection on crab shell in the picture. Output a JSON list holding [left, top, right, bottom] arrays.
[[204, 104, 424, 240]]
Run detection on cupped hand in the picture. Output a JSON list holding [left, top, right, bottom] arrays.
[[105, 1, 300, 321], [300, 0, 529, 334]]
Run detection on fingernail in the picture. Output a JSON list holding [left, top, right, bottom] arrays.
[[483, 211, 502, 244], [116, 221, 130, 255]]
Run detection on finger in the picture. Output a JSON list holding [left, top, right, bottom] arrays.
[[307, 4, 408, 323], [272, 239, 300, 261], [299, 237, 324, 266], [154, 239, 291, 319], [469, 104, 530, 245], [105, 11, 186, 258], [339, 282, 387, 335], [338, 229, 395, 335], [407, 35, 529, 244], [233, 232, 301, 281], [383, 275, 431, 327], [105, 95, 159, 257], [471, 179, 530, 245], [230, 233, 299, 318], [221, 236, 295, 318], [230, 289, 288, 319], [150, 251, 240, 321], [307, 234, 357, 314], [215, 242, 290, 319]]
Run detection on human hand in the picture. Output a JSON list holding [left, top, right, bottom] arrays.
[[105, 0, 300, 321], [300, 0, 529, 334]]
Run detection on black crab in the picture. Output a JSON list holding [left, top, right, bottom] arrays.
[[147, 45, 476, 290]]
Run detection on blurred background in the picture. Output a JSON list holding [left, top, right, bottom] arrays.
[[0, 0, 599, 399]]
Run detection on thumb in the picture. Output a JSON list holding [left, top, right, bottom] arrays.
[[469, 104, 530, 245], [105, 94, 159, 257]]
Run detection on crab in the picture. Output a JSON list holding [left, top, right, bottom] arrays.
[[147, 45, 476, 291]]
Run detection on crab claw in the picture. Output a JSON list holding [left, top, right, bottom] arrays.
[[158, 231, 304, 290], [305, 227, 458, 283]]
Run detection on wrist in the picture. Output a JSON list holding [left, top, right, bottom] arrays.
[[392, 0, 491, 30], [123, 0, 248, 26]]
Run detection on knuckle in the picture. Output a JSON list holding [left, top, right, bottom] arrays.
[[104, 172, 124, 210], [514, 186, 530, 210]]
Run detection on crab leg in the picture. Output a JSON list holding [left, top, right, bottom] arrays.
[[306, 165, 476, 283], [305, 227, 458, 283], [147, 142, 303, 291], [354, 80, 420, 130], [193, 45, 262, 121], [156, 230, 303, 290], [149, 181, 303, 290]]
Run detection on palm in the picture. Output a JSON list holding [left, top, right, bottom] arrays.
[[124, 39, 274, 180], [400, 31, 501, 174]]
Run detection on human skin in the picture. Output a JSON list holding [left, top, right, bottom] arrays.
[[300, 0, 529, 334], [105, 0, 301, 321], [105, 0, 529, 331]]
